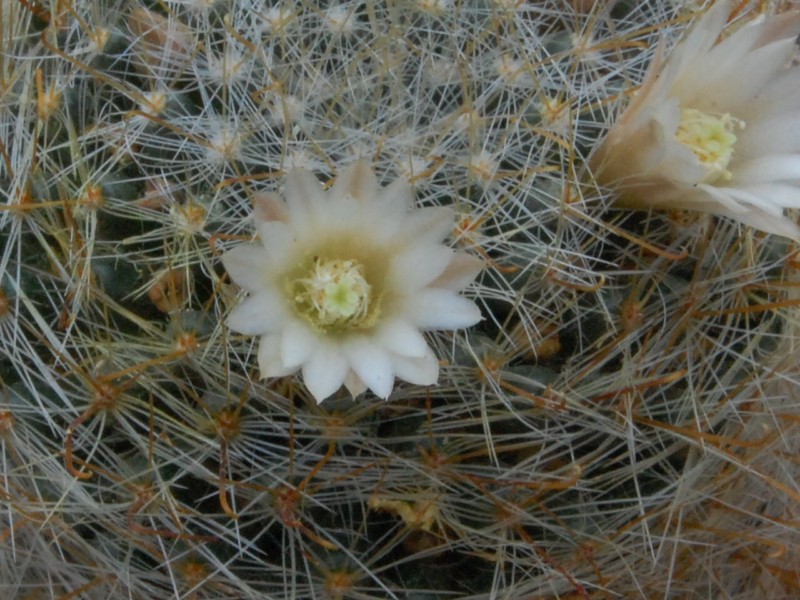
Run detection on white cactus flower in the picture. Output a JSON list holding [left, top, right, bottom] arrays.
[[222, 161, 483, 402], [591, 1, 800, 240]]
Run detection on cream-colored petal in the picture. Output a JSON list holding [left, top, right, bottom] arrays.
[[222, 245, 269, 292], [376, 177, 413, 215], [321, 187, 364, 231], [393, 349, 439, 386], [258, 334, 298, 378], [403, 289, 482, 330], [398, 206, 454, 245], [713, 205, 800, 241], [365, 178, 414, 239], [285, 168, 326, 205], [687, 38, 798, 110], [736, 117, 800, 157], [664, 1, 729, 84], [386, 243, 453, 291], [701, 184, 783, 216], [280, 319, 318, 369], [251, 191, 288, 225], [733, 156, 800, 184], [330, 160, 380, 203], [342, 337, 395, 399], [739, 68, 800, 116], [344, 371, 368, 398], [735, 184, 800, 209], [691, 184, 750, 214], [429, 253, 483, 291], [283, 169, 325, 230], [302, 342, 350, 402], [259, 221, 296, 268], [228, 292, 285, 335], [374, 318, 429, 358]]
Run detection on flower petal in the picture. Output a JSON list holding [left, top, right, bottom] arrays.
[[344, 371, 368, 398], [251, 192, 288, 225], [736, 184, 800, 209], [222, 245, 268, 292], [393, 349, 439, 386], [302, 342, 350, 402], [374, 318, 429, 357], [403, 289, 482, 330], [736, 117, 800, 157], [733, 156, 800, 184], [386, 243, 453, 291], [429, 253, 483, 291], [690, 37, 798, 109], [259, 221, 296, 268], [258, 334, 298, 378], [342, 337, 395, 399], [330, 160, 380, 203], [281, 169, 326, 234], [228, 291, 285, 335], [280, 320, 318, 369], [285, 168, 326, 207], [400, 206, 455, 245], [376, 177, 413, 215], [714, 206, 800, 240]]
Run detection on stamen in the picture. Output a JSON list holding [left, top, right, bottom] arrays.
[[292, 257, 373, 330], [675, 108, 743, 183]]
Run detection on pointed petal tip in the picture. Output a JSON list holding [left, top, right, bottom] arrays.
[[344, 371, 368, 399], [251, 192, 288, 224], [302, 344, 350, 403], [333, 159, 380, 202]]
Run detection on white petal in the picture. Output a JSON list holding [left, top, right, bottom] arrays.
[[302, 342, 350, 402], [386, 243, 453, 291], [228, 292, 285, 335], [259, 221, 296, 268], [321, 187, 364, 231], [695, 184, 751, 214], [429, 253, 483, 291], [251, 192, 288, 225], [736, 184, 800, 209], [694, 184, 800, 240], [222, 245, 268, 292], [741, 67, 800, 116], [286, 169, 325, 230], [705, 185, 783, 216], [258, 335, 298, 378], [330, 160, 380, 203], [376, 177, 413, 215], [714, 206, 800, 241], [691, 38, 798, 109], [403, 289, 482, 330], [342, 337, 395, 399], [374, 318, 429, 357], [734, 156, 800, 183], [393, 349, 439, 386], [280, 320, 318, 369], [736, 117, 800, 157], [344, 371, 368, 398], [666, 1, 730, 83], [399, 206, 455, 245], [365, 178, 414, 239]]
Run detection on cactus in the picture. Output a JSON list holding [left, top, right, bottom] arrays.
[[1, 1, 798, 598]]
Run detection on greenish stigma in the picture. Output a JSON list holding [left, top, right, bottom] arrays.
[[675, 108, 743, 183], [292, 257, 373, 330]]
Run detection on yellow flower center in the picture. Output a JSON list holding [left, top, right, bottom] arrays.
[[291, 257, 376, 331], [675, 108, 743, 183]]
